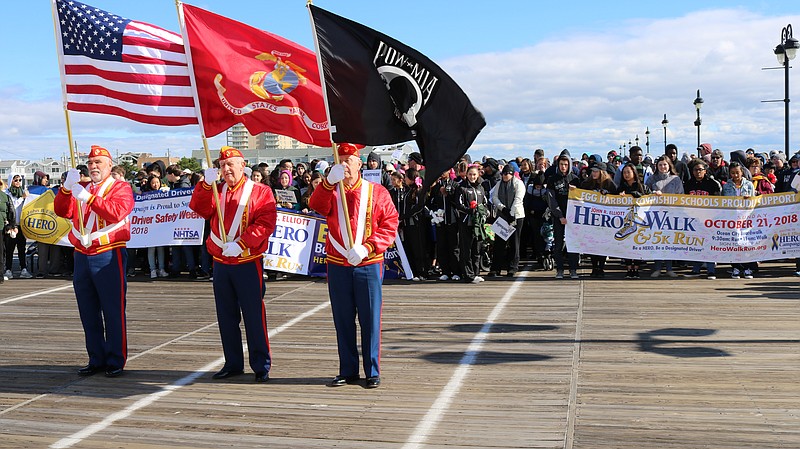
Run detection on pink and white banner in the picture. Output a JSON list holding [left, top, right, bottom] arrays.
[[565, 189, 800, 263]]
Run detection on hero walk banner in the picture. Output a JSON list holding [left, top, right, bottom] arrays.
[[20, 186, 411, 279], [565, 189, 800, 263]]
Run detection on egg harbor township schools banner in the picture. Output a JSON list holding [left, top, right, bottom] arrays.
[[20, 186, 412, 279], [565, 189, 800, 263]]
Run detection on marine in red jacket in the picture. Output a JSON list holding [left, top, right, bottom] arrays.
[[189, 146, 277, 383], [54, 145, 134, 378], [309, 143, 399, 389]]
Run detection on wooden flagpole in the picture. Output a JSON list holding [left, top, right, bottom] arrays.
[[307, 1, 355, 247], [176, 0, 227, 243]]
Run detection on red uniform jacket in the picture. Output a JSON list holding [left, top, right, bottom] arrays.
[[53, 178, 134, 255], [309, 176, 399, 267], [189, 176, 277, 265]]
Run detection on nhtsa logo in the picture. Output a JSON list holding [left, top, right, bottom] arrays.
[[173, 228, 200, 240]]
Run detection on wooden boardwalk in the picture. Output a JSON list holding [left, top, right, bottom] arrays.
[[0, 262, 798, 448]]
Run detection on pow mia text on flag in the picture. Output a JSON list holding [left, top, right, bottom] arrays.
[[373, 41, 439, 127]]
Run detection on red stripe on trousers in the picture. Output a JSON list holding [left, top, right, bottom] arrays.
[[116, 248, 127, 365], [257, 261, 271, 353]]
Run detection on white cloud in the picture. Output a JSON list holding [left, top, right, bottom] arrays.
[[446, 9, 800, 161]]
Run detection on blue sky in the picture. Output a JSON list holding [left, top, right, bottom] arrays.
[[2, 1, 800, 162]]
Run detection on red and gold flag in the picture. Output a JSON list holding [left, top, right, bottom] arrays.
[[181, 4, 331, 146]]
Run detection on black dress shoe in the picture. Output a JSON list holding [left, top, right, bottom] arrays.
[[104, 367, 124, 378], [328, 375, 360, 387], [212, 368, 244, 380], [77, 364, 105, 377], [365, 377, 381, 389], [254, 372, 270, 383]]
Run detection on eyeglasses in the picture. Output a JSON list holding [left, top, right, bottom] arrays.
[[711, 156, 721, 160], [12, 178, 21, 182], [693, 167, 706, 172]]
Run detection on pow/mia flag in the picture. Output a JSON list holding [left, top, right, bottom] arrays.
[[309, 5, 485, 191]]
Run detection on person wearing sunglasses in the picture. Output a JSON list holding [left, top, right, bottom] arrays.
[[3, 174, 32, 279], [708, 149, 728, 185]]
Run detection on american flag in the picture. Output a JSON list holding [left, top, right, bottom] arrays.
[[53, 0, 197, 126]]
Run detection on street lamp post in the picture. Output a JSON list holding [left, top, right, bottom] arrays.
[[661, 114, 669, 153], [645, 127, 650, 155], [774, 24, 799, 158], [693, 89, 703, 156]]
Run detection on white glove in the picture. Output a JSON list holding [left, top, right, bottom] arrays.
[[431, 209, 445, 225], [326, 163, 346, 184], [346, 244, 369, 266], [222, 241, 244, 257], [204, 168, 219, 185], [72, 184, 92, 203], [63, 168, 81, 191]]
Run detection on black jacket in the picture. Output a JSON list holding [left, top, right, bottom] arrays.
[[545, 170, 579, 220], [708, 162, 729, 185], [684, 176, 721, 196], [453, 180, 488, 227], [615, 180, 650, 197], [427, 178, 460, 225], [168, 175, 191, 190], [400, 188, 429, 227]]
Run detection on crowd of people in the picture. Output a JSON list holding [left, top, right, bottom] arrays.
[[381, 145, 800, 282], [4, 144, 800, 284]]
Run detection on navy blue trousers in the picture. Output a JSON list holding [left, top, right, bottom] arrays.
[[73, 248, 127, 370], [327, 263, 383, 378], [212, 260, 271, 374]]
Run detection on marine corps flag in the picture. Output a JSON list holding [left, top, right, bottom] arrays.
[[180, 4, 331, 146], [309, 5, 485, 190]]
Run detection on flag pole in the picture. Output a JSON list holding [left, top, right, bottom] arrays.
[[307, 1, 355, 247], [176, 0, 226, 243], [51, 0, 86, 240]]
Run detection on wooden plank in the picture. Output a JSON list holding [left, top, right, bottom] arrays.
[[0, 262, 798, 448]]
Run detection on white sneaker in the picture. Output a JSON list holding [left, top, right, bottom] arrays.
[[19, 268, 33, 279], [3, 270, 12, 279], [2, 274, 8, 281], [150, 269, 158, 279], [411, 276, 421, 281], [665, 270, 678, 278], [470, 277, 481, 284], [731, 268, 740, 279], [795, 271, 800, 277], [438, 274, 449, 281], [650, 269, 661, 278], [474, 276, 485, 282], [707, 275, 717, 280], [158, 269, 169, 278], [451, 275, 461, 281], [743, 269, 753, 279]]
